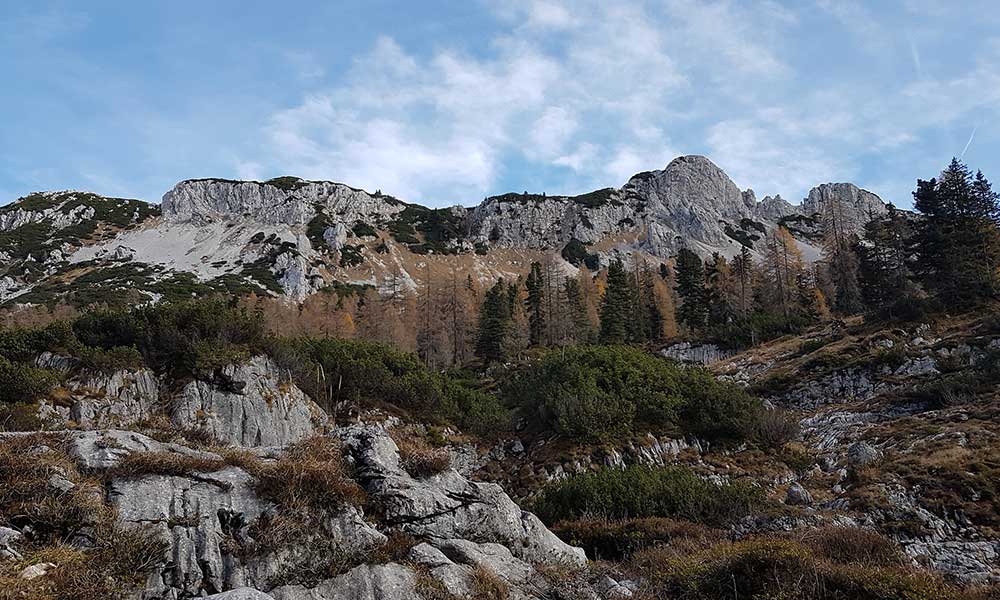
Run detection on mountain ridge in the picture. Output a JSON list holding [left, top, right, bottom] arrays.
[[0, 155, 890, 306]]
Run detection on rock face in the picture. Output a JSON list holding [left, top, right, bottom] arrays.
[[171, 355, 327, 447], [62, 367, 158, 428], [111, 466, 266, 598], [161, 178, 403, 227], [801, 182, 888, 236], [660, 342, 732, 365]]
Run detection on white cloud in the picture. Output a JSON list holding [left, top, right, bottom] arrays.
[[249, 1, 801, 204], [237, 1, 999, 208]]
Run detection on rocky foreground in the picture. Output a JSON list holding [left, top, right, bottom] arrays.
[[0, 355, 621, 600], [2, 314, 1000, 599]]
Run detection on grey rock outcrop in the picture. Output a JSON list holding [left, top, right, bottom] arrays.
[[67, 368, 158, 428], [847, 441, 883, 469], [801, 183, 887, 238], [171, 355, 327, 447], [111, 466, 266, 598], [66, 429, 222, 470], [270, 564, 420, 600], [785, 483, 814, 506], [660, 342, 732, 365], [340, 424, 586, 567], [204, 590, 277, 600]]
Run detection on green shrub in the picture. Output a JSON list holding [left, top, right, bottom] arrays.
[[533, 465, 763, 526], [552, 517, 722, 560], [0, 356, 59, 404], [505, 346, 760, 444], [705, 311, 814, 351], [0, 320, 76, 362], [74, 299, 265, 376], [560, 239, 599, 270], [639, 536, 960, 600], [269, 338, 510, 435], [74, 345, 144, 373]]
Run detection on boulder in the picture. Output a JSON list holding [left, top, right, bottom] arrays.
[[847, 441, 883, 469], [269, 563, 420, 600], [785, 483, 814, 506]]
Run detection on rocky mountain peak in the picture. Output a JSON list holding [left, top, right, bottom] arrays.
[[802, 182, 889, 231], [161, 177, 404, 227]]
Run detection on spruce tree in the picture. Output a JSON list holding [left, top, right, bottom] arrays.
[[674, 248, 708, 330], [599, 259, 631, 343], [524, 262, 546, 346], [475, 279, 511, 364], [856, 205, 913, 313], [732, 246, 754, 317], [913, 158, 1000, 308], [564, 277, 593, 343]]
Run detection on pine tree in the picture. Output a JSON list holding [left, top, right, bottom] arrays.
[[819, 200, 863, 315], [674, 248, 708, 330], [524, 262, 546, 346], [563, 277, 593, 343], [599, 259, 632, 343]]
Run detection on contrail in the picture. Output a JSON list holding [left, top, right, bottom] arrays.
[[960, 126, 978, 159]]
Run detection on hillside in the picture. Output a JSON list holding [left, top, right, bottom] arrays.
[[0, 156, 887, 307], [0, 298, 997, 600]]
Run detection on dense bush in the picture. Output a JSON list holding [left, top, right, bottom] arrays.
[[747, 407, 800, 449], [532, 465, 763, 526], [0, 356, 58, 404], [269, 338, 510, 435], [504, 345, 761, 444], [705, 311, 814, 351], [634, 534, 965, 600]]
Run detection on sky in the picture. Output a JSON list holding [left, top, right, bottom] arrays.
[[2, 1, 998, 209]]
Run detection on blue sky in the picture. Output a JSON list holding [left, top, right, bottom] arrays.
[[2, 1, 998, 209]]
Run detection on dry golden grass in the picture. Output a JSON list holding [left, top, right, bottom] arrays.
[[253, 436, 366, 511], [107, 451, 227, 480], [0, 435, 167, 600], [392, 430, 450, 478], [469, 565, 509, 600], [553, 517, 723, 561], [630, 534, 967, 600]]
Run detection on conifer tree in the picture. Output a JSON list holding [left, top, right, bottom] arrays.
[[563, 277, 593, 343], [524, 262, 546, 346], [732, 246, 754, 317], [913, 158, 1000, 307], [761, 226, 804, 318], [475, 278, 511, 364], [674, 248, 708, 330], [856, 205, 913, 313], [599, 259, 632, 343]]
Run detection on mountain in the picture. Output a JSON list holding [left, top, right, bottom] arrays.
[[0, 156, 889, 306]]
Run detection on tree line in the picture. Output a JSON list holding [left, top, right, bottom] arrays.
[[5, 159, 997, 367]]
